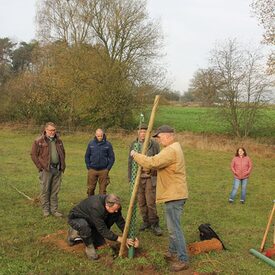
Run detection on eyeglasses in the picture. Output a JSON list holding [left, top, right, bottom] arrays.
[[46, 129, 56, 132]]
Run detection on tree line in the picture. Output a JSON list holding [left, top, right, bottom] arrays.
[[0, 0, 170, 130], [182, 0, 274, 137], [0, 0, 273, 137]]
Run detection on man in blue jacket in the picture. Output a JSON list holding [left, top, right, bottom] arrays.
[[85, 128, 115, 196]]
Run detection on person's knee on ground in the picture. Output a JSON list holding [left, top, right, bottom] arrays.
[[85, 243, 99, 260], [67, 226, 81, 246]]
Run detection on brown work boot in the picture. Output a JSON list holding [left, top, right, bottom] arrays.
[[151, 223, 162, 236], [52, 211, 63, 217], [43, 210, 50, 217], [164, 251, 177, 261], [139, 222, 150, 231], [85, 244, 99, 260], [171, 260, 189, 272]]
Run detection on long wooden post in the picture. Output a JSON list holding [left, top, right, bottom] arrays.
[[260, 200, 275, 252], [119, 95, 160, 257]]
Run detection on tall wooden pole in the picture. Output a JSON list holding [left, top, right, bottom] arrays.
[[260, 200, 275, 252], [119, 95, 160, 257]]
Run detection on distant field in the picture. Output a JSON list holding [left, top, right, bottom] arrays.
[[142, 105, 275, 138]]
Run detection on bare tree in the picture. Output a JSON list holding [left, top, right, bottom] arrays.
[[35, 0, 164, 128], [189, 68, 221, 106], [251, 0, 275, 74], [251, 0, 275, 45], [36, 0, 162, 73], [210, 39, 271, 137], [36, 0, 94, 45]]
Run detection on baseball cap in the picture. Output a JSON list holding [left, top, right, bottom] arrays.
[[152, 125, 175, 137]]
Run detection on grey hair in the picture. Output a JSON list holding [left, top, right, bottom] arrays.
[[105, 194, 121, 207], [45, 122, 57, 129]]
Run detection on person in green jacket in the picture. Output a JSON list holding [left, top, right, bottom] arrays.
[[128, 123, 162, 236]]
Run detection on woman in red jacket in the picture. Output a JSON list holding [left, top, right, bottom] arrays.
[[229, 147, 252, 204]]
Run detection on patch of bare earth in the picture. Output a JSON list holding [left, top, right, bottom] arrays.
[[40, 230, 162, 274]]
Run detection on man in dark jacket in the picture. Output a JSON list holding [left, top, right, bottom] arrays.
[[31, 122, 66, 217], [128, 123, 162, 236], [85, 128, 115, 196], [67, 194, 139, 260]]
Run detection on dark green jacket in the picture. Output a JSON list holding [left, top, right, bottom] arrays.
[[128, 138, 160, 181]]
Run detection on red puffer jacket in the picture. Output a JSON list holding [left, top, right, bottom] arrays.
[[231, 156, 252, 180]]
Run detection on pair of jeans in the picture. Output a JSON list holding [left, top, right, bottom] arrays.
[[165, 199, 188, 263], [229, 178, 248, 201]]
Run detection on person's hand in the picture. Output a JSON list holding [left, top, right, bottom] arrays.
[[133, 238, 139, 248], [126, 238, 139, 248], [117, 236, 123, 243], [117, 237, 139, 248], [130, 150, 136, 157]]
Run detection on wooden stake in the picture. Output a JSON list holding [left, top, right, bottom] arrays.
[[119, 95, 160, 257], [7, 182, 34, 201], [260, 200, 275, 252]]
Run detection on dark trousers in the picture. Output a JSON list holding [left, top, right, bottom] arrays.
[[138, 177, 159, 225], [68, 215, 116, 247], [87, 169, 110, 196]]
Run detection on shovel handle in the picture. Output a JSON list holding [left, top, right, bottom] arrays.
[[260, 201, 275, 252]]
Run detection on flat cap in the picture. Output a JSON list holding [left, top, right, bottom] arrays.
[[138, 123, 148, 130], [152, 125, 175, 137], [105, 194, 121, 205]]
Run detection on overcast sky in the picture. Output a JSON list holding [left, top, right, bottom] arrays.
[[0, 0, 267, 92]]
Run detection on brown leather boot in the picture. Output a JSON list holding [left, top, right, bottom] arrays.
[[171, 260, 189, 272], [164, 251, 177, 261], [151, 223, 163, 236]]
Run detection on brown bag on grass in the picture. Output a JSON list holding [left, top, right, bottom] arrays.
[[188, 238, 224, 255]]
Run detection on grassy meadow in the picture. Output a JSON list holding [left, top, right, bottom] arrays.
[[149, 105, 275, 138], [1, 125, 275, 275]]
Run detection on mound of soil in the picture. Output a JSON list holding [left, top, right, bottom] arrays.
[[40, 230, 203, 274], [40, 229, 110, 254], [40, 230, 85, 254]]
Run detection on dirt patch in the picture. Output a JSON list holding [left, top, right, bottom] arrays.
[[40, 230, 163, 275], [40, 230, 152, 257], [40, 230, 86, 254], [40, 231, 220, 274], [40, 230, 120, 255], [40, 230, 160, 272]]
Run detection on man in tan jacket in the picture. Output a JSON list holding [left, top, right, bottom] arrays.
[[130, 125, 189, 272]]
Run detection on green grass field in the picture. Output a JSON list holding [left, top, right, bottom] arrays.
[[1, 128, 275, 274], [144, 105, 275, 138]]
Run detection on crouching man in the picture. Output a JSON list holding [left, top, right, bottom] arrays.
[[67, 194, 139, 260]]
